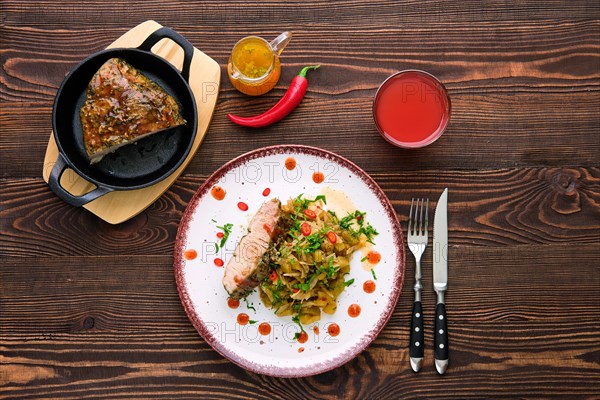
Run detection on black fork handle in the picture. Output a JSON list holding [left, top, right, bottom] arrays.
[[409, 301, 424, 371]]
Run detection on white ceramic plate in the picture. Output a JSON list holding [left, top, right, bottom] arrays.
[[174, 145, 405, 377]]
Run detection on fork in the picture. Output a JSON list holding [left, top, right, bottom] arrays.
[[407, 198, 429, 372]]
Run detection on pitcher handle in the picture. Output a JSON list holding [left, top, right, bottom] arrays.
[[269, 32, 292, 56]]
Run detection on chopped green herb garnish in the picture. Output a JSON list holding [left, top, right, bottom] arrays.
[[361, 255, 368, 262], [371, 269, 377, 280], [359, 223, 379, 244], [292, 302, 302, 314], [270, 278, 284, 307], [249, 320, 258, 324], [355, 211, 366, 225], [216, 223, 234, 250], [343, 278, 355, 287], [327, 210, 339, 222], [295, 273, 317, 292], [339, 212, 356, 229], [338, 210, 378, 243], [243, 297, 256, 312], [303, 233, 323, 254], [318, 257, 338, 280], [313, 194, 327, 204], [293, 194, 327, 211], [292, 314, 306, 333]]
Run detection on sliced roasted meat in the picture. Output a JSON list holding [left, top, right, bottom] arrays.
[[223, 198, 282, 299], [80, 58, 186, 164]]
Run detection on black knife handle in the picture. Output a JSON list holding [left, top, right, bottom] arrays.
[[434, 303, 448, 361], [409, 301, 424, 359]]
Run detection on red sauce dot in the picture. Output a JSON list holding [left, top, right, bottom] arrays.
[[184, 249, 197, 260], [227, 298, 240, 309], [238, 202, 248, 211], [297, 331, 309, 344], [367, 250, 381, 264], [216, 232, 224, 239], [313, 326, 320, 335], [258, 322, 271, 335], [237, 313, 249, 325], [262, 188, 271, 196], [348, 304, 361, 318], [363, 280, 376, 293], [298, 347, 305, 353], [328, 323, 340, 337], [214, 258, 224, 267], [285, 157, 296, 170], [312, 171, 325, 184], [211, 186, 226, 200]]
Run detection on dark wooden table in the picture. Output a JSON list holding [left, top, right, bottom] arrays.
[[1, 1, 599, 398]]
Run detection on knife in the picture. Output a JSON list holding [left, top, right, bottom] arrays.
[[433, 188, 449, 374]]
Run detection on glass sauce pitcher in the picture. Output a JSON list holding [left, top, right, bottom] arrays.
[[227, 32, 292, 96]]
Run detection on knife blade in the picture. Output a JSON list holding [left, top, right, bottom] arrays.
[[433, 188, 449, 374]]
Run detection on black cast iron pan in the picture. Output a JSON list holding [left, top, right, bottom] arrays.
[[49, 27, 198, 207]]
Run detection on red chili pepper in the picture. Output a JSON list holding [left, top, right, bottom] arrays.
[[327, 231, 337, 244], [269, 270, 277, 282], [227, 65, 320, 128], [304, 209, 317, 219], [301, 222, 311, 236]]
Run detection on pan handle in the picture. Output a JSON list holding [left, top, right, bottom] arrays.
[[48, 154, 112, 207], [138, 27, 194, 82]]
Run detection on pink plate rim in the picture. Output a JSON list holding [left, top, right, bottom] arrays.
[[173, 144, 405, 377]]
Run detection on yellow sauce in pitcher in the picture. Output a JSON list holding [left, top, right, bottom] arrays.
[[227, 33, 290, 96], [231, 37, 273, 78]]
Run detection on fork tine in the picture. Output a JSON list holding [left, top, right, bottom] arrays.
[[414, 198, 419, 235], [408, 198, 414, 235], [424, 198, 429, 232], [418, 198, 424, 235]]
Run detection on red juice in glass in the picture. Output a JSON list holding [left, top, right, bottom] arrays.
[[373, 70, 450, 148]]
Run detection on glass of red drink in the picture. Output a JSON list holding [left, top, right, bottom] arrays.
[[373, 70, 451, 148]]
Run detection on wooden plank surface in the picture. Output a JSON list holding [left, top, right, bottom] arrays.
[[2, 19, 600, 176], [1, 0, 599, 398], [1, 246, 599, 398], [2, 168, 600, 258]]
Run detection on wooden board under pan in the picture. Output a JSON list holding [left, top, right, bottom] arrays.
[[42, 20, 220, 224]]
